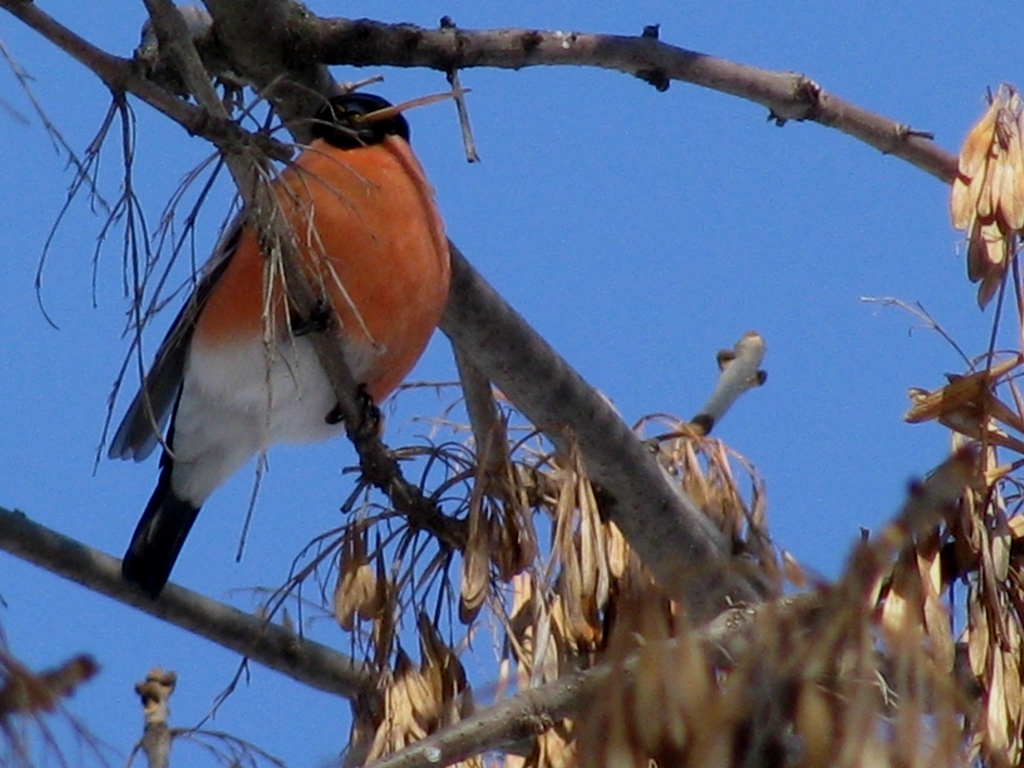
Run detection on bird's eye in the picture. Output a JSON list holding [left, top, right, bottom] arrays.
[[337, 109, 361, 126]]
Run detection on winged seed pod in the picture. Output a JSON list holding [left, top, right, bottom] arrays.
[[951, 84, 1024, 308], [333, 523, 381, 631]]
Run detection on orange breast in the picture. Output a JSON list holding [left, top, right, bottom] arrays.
[[194, 136, 450, 402]]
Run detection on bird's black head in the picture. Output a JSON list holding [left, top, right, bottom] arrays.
[[310, 93, 411, 149]]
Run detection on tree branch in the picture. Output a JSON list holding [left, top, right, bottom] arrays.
[[0, 0, 960, 619], [0, 0, 291, 162], [303, 18, 958, 183], [0, 506, 379, 702], [202, 0, 336, 143], [690, 331, 767, 436], [441, 245, 765, 617], [363, 449, 974, 768]]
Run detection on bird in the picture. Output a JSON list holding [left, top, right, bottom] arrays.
[[108, 92, 451, 597]]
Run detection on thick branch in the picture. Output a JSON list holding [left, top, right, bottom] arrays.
[[112, 3, 964, 184], [0, 506, 378, 701], [202, 0, 336, 143], [0, 0, 291, 161], [442, 245, 765, 616]]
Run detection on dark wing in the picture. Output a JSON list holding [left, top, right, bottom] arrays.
[[107, 215, 244, 462]]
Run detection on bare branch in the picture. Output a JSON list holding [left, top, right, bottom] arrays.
[[201, 0, 336, 143], [0, 0, 290, 161], [34, 0, 956, 184], [303, 18, 958, 183], [133, 668, 177, 768], [0, 506, 378, 701], [441, 245, 765, 617], [690, 331, 767, 436]]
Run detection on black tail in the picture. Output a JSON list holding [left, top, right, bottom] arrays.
[[122, 462, 201, 598]]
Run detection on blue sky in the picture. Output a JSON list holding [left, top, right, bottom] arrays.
[[1, 2, 1018, 765]]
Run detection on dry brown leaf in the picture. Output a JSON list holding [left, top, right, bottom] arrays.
[[366, 657, 426, 761], [507, 572, 536, 666], [957, 97, 1000, 181], [402, 667, 437, 733], [1002, 645, 1023, 748], [968, 593, 990, 680], [794, 686, 834, 768], [668, 633, 712, 743], [782, 550, 807, 588], [978, 157, 1000, 219], [605, 521, 630, 581], [950, 171, 974, 230], [987, 645, 1010, 754], [495, 489, 537, 582], [417, 614, 471, 724], [976, 227, 1011, 309], [991, 517, 1013, 585], [985, 389, 1024, 435], [1001, 115, 1024, 230], [631, 647, 670, 755], [905, 357, 1019, 422], [0, 654, 99, 719], [915, 541, 956, 668], [333, 524, 380, 631], [879, 553, 920, 639], [905, 358, 1024, 452], [952, 86, 1024, 307], [371, 571, 397, 669], [460, 486, 490, 624], [550, 455, 604, 651], [577, 478, 598, 609]]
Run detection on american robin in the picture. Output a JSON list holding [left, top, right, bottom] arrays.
[[109, 93, 450, 597]]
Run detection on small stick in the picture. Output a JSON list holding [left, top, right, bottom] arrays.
[[690, 331, 767, 436]]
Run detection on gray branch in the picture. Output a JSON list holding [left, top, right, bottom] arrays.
[[0, 507, 379, 702]]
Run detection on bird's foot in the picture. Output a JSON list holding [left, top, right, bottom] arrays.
[[325, 384, 382, 442]]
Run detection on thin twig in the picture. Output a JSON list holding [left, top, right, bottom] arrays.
[[133, 668, 176, 768], [690, 331, 767, 436]]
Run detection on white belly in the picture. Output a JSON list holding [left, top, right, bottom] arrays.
[[169, 335, 372, 504]]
